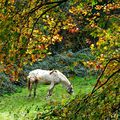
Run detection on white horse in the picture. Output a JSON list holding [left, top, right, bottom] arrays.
[[27, 69, 73, 97]]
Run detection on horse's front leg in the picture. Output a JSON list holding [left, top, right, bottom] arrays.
[[47, 82, 55, 97], [28, 82, 33, 97]]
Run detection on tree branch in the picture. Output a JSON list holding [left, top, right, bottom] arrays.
[[94, 68, 119, 93], [29, 1, 67, 39], [28, 0, 68, 15], [91, 57, 120, 94], [20, 0, 68, 56]]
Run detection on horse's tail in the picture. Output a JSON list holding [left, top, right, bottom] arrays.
[[27, 76, 30, 90]]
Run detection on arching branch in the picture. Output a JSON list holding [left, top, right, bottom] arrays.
[[28, 0, 69, 40], [29, 2, 64, 39], [91, 57, 120, 94], [21, 0, 68, 54], [28, 0, 68, 15], [93, 68, 120, 93]]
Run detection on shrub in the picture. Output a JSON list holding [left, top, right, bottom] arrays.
[[0, 72, 17, 95], [23, 48, 97, 78]]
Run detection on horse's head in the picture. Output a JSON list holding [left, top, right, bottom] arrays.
[[67, 84, 74, 95]]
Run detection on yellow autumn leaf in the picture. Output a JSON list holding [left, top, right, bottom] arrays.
[[104, 46, 107, 50], [90, 44, 94, 50]]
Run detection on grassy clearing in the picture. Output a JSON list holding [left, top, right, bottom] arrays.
[[0, 76, 96, 120]]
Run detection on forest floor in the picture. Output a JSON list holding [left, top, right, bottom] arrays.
[[0, 76, 96, 120]]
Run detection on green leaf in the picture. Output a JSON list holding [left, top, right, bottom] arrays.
[[20, 49, 26, 54], [14, 32, 20, 38], [92, 0, 98, 6], [22, 36, 27, 45]]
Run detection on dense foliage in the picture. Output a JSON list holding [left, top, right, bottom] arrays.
[[0, 0, 120, 79], [0, 0, 69, 80]]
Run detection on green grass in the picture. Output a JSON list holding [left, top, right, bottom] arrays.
[[0, 76, 96, 120]]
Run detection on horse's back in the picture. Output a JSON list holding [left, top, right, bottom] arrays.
[[28, 69, 48, 76], [28, 69, 58, 83]]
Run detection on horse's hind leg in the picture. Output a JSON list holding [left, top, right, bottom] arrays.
[[34, 80, 38, 97]]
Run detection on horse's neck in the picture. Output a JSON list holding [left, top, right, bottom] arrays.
[[57, 70, 70, 87], [61, 80, 70, 88], [59, 74, 70, 88]]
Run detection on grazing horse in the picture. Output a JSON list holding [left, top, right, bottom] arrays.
[[27, 69, 73, 97]]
